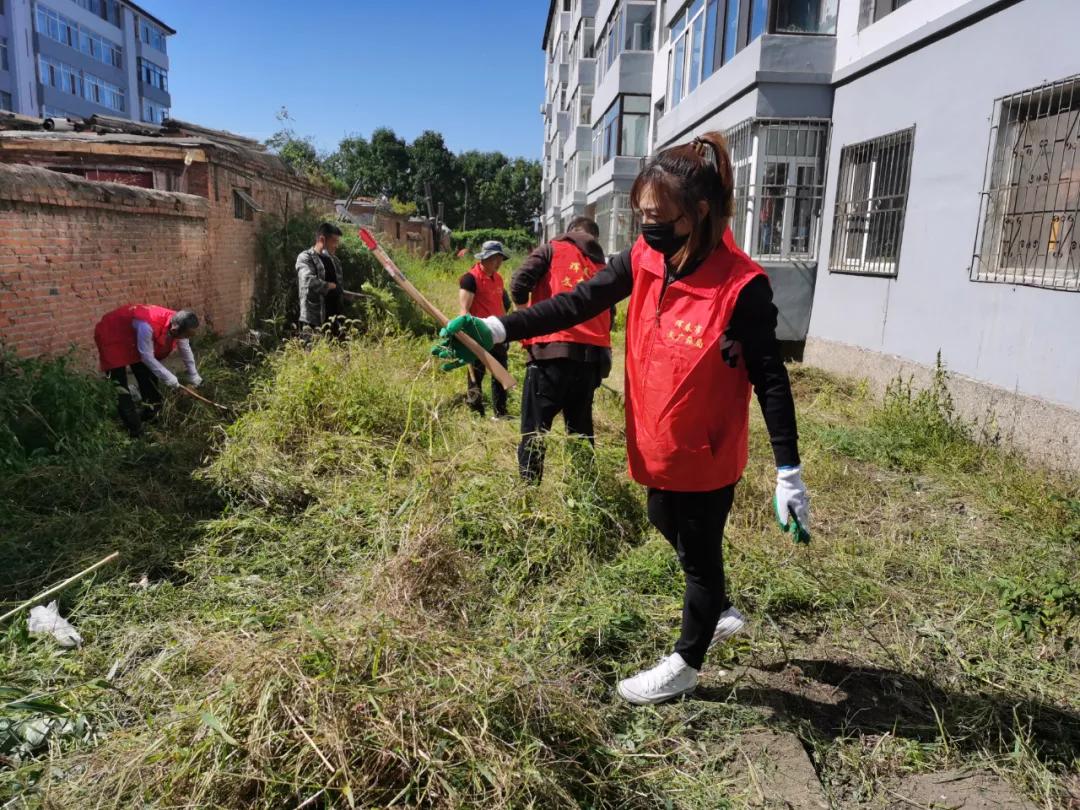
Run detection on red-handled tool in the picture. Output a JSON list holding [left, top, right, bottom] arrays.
[[358, 229, 516, 390]]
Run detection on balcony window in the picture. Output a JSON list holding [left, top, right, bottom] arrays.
[[140, 20, 168, 53], [749, 0, 768, 41], [573, 17, 595, 59], [726, 118, 831, 262], [0, 37, 7, 73], [596, 2, 654, 81], [139, 58, 168, 92], [592, 95, 650, 172], [0, 91, 11, 112], [669, 0, 837, 111], [774, 0, 838, 34], [36, 6, 123, 69]]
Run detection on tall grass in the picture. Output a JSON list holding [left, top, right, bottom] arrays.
[[1, 266, 1078, 808]]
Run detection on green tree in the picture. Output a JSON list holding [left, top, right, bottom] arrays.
[[408, 130, 459, 221]]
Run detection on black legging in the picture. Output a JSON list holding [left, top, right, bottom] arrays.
[[646, 485, 736, 670]]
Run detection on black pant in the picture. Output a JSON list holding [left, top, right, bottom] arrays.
[[518, 359, 603, 482], [466, 343, 509, 417], [107, 363, 162, 437], [646, 486, 736, 670]]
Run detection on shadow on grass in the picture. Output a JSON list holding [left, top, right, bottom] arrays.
[[0, 422, 223, 605], [697, 658, 1080, 768]]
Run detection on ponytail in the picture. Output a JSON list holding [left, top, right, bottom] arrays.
[[630, 131, 735, 271]]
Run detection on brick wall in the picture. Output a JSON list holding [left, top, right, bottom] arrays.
[[0, 163, 210, 361], [0, 160, 334, 363]]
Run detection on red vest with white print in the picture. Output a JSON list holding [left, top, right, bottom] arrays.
[[522, 239, 611, 348], [624, 230, 765, 491]]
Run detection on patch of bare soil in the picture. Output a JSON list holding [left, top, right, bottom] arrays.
[[884, 770, 1038, 810]]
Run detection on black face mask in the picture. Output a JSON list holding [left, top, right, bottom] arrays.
[[641, 221, 689, 258]]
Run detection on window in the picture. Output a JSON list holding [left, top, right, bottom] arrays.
[[572, 17, 595, 59], [36, 6, 122, 68], [859, 0, 913, 29], [774, 0, 838, 34], [0, 37, 7, 72], [749, 0, 768, 41], [72, 0, 121, 27], [970, 76, 1080, 292], [571, 86, 593, 128], [596, 3, 654, 81], [595, 192, 637, 253], [591, 95, 650, 172], [140, 19, 167, 51], [42, 105, 71, 118], [233, 188, 261, 221], [39, 55, 125, 113], [727, 119, 830, 261], [139, 58, 168, 91], [669, 0, 761, 109], [141, 98, 169, 124], [0, 91, 11, 112], [830, 128, 914, 276]]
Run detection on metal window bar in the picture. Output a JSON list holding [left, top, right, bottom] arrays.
[[829, 127, 914, 277], [970, 75, 1080, 292], [724, 118, 831, 262]]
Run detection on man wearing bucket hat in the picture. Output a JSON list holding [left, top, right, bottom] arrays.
[[458, 240, 513, 418]]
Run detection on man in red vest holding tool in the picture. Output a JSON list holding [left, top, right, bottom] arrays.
[[458, 240, 512, 418], [511, 217, 612, 482], [93, 305, 202, 437]]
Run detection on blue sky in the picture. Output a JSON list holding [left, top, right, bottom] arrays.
[[149, 0, 548, 159]]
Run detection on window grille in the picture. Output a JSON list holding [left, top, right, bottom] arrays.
[[970, 75, 1080, 292], [829, 127, 914, 277]]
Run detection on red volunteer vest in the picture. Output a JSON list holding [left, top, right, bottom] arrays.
[[624, 231, 765, 491], [466, 264, 507, 319], [94, 304, 177, 372], [522, 239, 611, 348]]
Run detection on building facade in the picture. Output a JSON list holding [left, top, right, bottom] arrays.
[[541, 0, 1080, 469], [0, 0, 173, 124]]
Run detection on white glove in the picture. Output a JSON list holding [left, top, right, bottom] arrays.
[[774, 466, 810, 541], [481, 315, 507, 344], [188, 373, 203, 388], [162, 371, 180, 389]]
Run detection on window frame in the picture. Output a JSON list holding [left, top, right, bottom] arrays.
[[858, 0, 913, 30], [591, 94, 651, 172], [969, 75, 1080, 292], [828, 126, 915, 278]]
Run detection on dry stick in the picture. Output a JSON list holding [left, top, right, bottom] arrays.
[[358, 228, 516, 391], [0, 551, 120, 624]]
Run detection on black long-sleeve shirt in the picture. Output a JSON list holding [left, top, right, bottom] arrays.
[[500, 247, 800, 468]]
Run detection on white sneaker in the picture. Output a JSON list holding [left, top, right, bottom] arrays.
[[708, 607, 747, 649], [617, 653, 699, 706]]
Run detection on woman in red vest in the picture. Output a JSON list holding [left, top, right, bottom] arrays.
[[457, 241, 513, 418], [94, 304, 201, 437], [436, 133, 810, 705]]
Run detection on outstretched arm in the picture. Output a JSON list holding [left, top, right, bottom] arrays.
[[500, 249, 633, 342]]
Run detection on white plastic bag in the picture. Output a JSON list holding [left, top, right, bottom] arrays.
[[28, 601, 83, 648]]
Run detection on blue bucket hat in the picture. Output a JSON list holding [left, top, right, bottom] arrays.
[[475, 240, 510, 261]]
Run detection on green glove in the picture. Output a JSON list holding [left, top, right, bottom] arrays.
[[430, 315, 495, 372]]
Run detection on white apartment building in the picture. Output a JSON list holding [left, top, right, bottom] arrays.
[[541, 0, 1080, 470]]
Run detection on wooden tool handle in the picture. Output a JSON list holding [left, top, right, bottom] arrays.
[[358, 229, 517, 390]]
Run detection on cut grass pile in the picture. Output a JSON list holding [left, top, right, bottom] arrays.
[[1, 254, 1077, 808]]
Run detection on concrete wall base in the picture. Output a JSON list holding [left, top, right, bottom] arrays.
[[803, 337, 1080, 474]]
